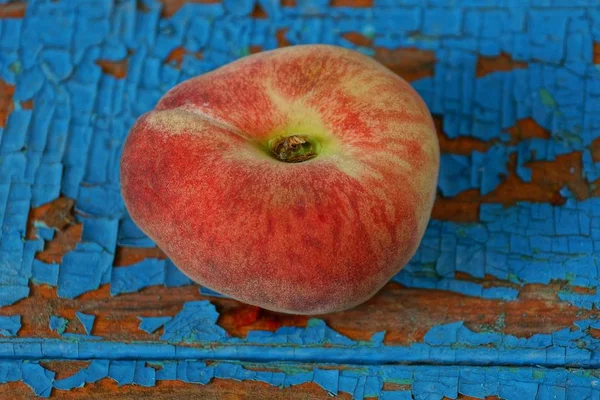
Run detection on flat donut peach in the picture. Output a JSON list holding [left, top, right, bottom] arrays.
[[120, 45, 439, 314]]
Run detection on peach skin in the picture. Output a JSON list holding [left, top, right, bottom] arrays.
[[120, 45, 439, 314]]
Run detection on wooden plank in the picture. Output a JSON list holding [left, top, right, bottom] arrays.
[[2, 279, 594, 345], [10, 115, 594, 347], [7, 118, 594, 364], [0, 379, 500, 400], [5, 0, 600, 397], [0, 360, 592, 399], [0, 379, 339, 400]]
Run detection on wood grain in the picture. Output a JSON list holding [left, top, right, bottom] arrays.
[[0, 1, 26, 19], [0, 79, 14, 128], [374, 47, 436, 82], [96, 59, 129, 80], [476, 53, 528, 77]]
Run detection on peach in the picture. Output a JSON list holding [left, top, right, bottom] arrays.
[[120, 45, 439, 314]]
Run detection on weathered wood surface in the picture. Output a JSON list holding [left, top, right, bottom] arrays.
[[1, 0, 600, 398]]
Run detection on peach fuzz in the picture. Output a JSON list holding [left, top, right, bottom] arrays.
[[120, 45, 439, 314]]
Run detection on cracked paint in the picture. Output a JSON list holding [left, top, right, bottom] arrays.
[[6, 301, 600, 368], [3, 360, 600, 399], [0, 0, 594, 311], [1, 0, 600, 397]]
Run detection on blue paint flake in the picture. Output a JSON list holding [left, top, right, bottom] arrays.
[[57, 249, 113, 299], [23, 299, 589, 371], [424, 321, 462, 346], [164, 259, 193, 287], [160, 301, 228, 343], [133, 361, 156, 387], [76, 312, 95, 336], [0, 315, 21, 337], [138, 316, 172, 334], [34, 226, 55, 241], [108, 360, 135, 386], [54, 360, 109, 390], [246, 318, 356, 346], [22, 362, 55, 398], [31, 259, 59, 286], [177, 360, 213, 384], [110, 258, 165, 295], [392, 189, 600, 309], [49, 316, 68, 336], [313, 368, 339, 395]]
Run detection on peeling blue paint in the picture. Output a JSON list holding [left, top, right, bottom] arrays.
[[2, 0, 600, 396], [0, 0, 595, 312], [160, 301, 228, 343], [110, 259, 164, 296], [53, 359, 108, 390], [56, 244, 113, 299], [22, 362, 55, 398], [107, 360, 156, 387], [138, 316, 172, 334], [394, 186, 600, 309], [31, 259, 59, 286], [34, 226, 55, 242], [5, 359, 600, 399], [0, 316, 20, 337], [75, 312, 95, 336], [4, 302, 600, 370], [49, 316, 68, 336]]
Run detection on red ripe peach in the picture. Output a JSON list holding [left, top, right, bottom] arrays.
[[120, 45, 439, 314]]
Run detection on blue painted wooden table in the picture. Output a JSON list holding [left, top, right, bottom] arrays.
[[1, 0, 600, 398]]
